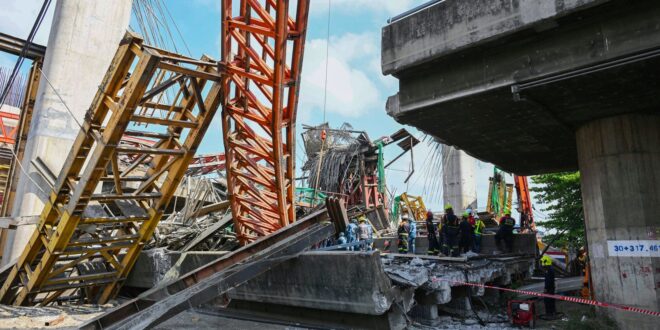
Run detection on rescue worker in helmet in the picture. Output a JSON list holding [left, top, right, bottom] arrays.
[[458, 211, 472, 254], [472, 215, 485, 253], [397, 218, 410, 253], [441, 204, 460, 257], [495, 209, 516, 253], [425, 210, 440, 255], [541, 255, 557, 317]]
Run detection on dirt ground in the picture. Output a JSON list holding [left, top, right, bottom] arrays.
[[0, 298, 620, 329]]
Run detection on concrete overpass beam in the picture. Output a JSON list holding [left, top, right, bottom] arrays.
[[576, 114, 660, 329]]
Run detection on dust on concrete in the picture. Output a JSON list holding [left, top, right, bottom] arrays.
[[0, 304, 114, 329]]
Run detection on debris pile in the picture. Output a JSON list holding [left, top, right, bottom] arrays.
[[147, 177, 237, 252], [302, 123, 367, 194]]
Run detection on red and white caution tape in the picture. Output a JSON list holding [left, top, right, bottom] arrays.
[[431, 277, 660, 317]]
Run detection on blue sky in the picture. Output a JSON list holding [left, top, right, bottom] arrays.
[[0, 0, 547, 218]]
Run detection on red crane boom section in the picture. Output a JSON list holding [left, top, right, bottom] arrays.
[[514, 175, 536, 231], [221, 0, 309, 244]]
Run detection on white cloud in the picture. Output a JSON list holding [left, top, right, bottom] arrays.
[[0, 0, 54, 46], [310, 0, 428, 17], [299, 33, 381, 119]]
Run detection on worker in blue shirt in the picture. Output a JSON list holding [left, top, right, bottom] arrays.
[[405, 214, 417, 254], [346, 218, 358, 251], [337, 232, 347, 250]]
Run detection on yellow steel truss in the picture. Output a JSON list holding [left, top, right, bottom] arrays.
[[0, 32, 223, 306], [398, 192, 427, 221]]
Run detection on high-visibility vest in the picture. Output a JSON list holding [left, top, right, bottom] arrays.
[[474, 220, 484, 235]]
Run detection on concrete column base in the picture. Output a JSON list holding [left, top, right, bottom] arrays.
[[576, 114, 660, 330]]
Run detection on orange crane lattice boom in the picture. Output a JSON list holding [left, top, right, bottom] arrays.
[[221, 0, 309, 244]]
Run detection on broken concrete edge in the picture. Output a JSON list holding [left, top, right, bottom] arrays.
[[382, 254, 535, 306]]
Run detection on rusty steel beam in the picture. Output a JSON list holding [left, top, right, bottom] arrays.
[[221, 0, 310, 244], [0, 31, 223, 306], [80, 207, 334, 329]]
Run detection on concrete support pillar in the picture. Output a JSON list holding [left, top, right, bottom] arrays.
[[442, 146, 477, 213], [2, 0, 132, 265], [576, 114, 660, 329]]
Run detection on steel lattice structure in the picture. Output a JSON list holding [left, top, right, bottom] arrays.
[[221, 0, 309, 244], [0, 32, 223, 306]]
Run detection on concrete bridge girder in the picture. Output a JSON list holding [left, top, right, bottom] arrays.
[[383, 0, 660, 174]]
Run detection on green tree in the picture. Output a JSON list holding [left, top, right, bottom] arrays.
[[530, 172, 584, 249]]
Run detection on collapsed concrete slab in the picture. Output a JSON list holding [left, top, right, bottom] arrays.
[[221, 251, 533, 328], [125, 247, 534, 329], [228, 251, 396, 315]]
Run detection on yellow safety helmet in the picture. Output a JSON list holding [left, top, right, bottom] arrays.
[[444, 203, 453, 210], [540, 255, 553, 266]]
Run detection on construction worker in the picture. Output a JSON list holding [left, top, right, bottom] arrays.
[[383, 239, 392, 252], [519, 208, 530, 231], [442, 204, 460, 257], [407, 214, 417, 254], [495, 209, 516, 253], [397, 218, 410, 253], [472, 216, 485, 253], [346, 219, 358, 251], [425, 210, 440, 255], [337, 232, 347, 250], [541, 255, 557, 317], [365, 217, 374, 250], [358, 216, 373, 251], [458, 211, 472, 254], [466, 208, 476, 226]]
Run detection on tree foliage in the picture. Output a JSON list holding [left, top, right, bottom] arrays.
[[530, 172, 584, 249]]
